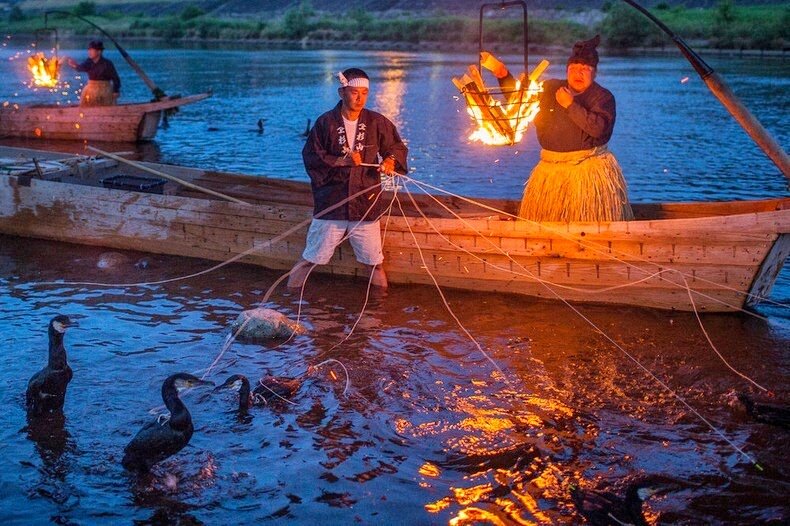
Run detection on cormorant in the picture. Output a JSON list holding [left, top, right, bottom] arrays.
[[216, 374, 301, 412], [257, 119, 264, 133], [737, 392, 790, 430], [122, 373, 214, 473], [570, 477, 676, 526], [301, 118, 311, 137], [26, 315, 76, 416]]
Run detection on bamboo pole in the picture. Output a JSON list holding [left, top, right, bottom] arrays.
[[87, 146, 251, 206]]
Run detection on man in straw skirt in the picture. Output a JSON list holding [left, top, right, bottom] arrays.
[[67, 40, 121, 107], [288, 67, 408, 289], [483, 35, 632, 222]]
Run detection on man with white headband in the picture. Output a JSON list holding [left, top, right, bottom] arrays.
[[288, 67, 408, 289]]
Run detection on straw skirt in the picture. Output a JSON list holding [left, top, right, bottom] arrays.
[[80, 80, 116, 107], [519, 146, 633, 222]]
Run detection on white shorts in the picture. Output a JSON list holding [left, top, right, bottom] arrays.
[[302, 219, 384, 266]]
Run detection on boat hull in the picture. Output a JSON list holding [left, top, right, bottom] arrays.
[[1, 146, 788, 312], [0, 93, 211, 142]]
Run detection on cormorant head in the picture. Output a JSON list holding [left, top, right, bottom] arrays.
[[50, 315, 75, 334], [215, 374, 250, 392], [168, 373, 214, 392]]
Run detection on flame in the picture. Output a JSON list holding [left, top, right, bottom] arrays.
[[28, 52, 61, 88], [458, 59, 549, 146], [465, 77, 543, 146]]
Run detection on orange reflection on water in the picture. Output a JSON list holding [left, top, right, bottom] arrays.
[[425, 496, 452, 513], [418, 461, 441, 478], [448, 507, 510, 525], [452, 482, 493, 506], [374, 53, 407, 129]]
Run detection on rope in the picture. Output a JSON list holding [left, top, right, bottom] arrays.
[[202, 180, 393, 390], [399, 179, 770, 400], [19, 162, 776, 468], [393, 192, 511, 384], [402, 177, 763, 318], [405, 175, 786, 313], [31, 181, 384, 289], [683, 275, 770, 393], [392, 180, 763, 469]]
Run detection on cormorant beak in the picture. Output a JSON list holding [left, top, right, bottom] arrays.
[[214, 379, 240, 392], [53, 319, 79, 333]]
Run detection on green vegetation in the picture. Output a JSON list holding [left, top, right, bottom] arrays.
[[4, 2, 787, 51], [602, 1, 789, 50], [72, 1, 97, 17]]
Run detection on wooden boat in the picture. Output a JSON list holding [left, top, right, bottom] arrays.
[[0, 93, 211, 142], [0, 145, 788, 312]]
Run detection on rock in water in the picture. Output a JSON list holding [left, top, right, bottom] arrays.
[[97, 251, 129, 269], [230, 309, 305, 341]]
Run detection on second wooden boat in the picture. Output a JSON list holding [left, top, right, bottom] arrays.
[[0, 92, 211, 142]]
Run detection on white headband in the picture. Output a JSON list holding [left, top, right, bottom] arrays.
[[337, 71, 369, 89]]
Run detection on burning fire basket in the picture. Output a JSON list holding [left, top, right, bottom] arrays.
[[452, 1, 548, 146], [28, 27, 61, 88]]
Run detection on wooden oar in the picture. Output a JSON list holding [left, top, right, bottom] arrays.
[[622, 0, 789, 179], [87, 146, 251, 206]]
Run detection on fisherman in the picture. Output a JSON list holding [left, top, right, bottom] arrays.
[[482, 36, 633, 222], [66, 40, 121, 107], [288, 67, 408, 289]]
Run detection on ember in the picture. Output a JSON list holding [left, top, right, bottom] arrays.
[[453, 59, 549, 146], [27, 52, 60, 88]]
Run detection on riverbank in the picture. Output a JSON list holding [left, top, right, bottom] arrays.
[[5, 3, 788, 52]]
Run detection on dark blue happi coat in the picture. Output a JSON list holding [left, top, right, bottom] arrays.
[[302, 102, 408, 221]]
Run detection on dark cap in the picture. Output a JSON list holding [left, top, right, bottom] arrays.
[[88, 40, 104, 51], [567, 35, 600, 68]]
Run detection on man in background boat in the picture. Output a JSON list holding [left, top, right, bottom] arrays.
[[288, 67, 408, 289], [66, 40, 121, 107], [482, 36, 632, 222]]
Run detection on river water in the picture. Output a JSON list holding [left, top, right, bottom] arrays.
[[1, 43, 789, 524]]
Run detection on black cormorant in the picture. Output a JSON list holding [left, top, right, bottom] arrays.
[[570, 477, 676, 526], [216, 374, 301, 412], [122, 373, 214, 473], [26, 315, 75, 416], [301, 118, 311, 137], [257, 119, 264, 133]]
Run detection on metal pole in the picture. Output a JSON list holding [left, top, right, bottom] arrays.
[[478, 1, 529, 73]]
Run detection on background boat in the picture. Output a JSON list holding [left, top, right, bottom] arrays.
[[0, 92, 211, 142]]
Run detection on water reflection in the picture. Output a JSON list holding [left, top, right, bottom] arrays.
[[373, 53, 409, 130], [1, 213, 788, 522], [2, 45, 787, 200], [22, 411, 80, 517], [25, 412, 73, 481]]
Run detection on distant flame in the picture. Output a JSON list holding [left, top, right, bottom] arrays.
[[28, 52, 60, 88]]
